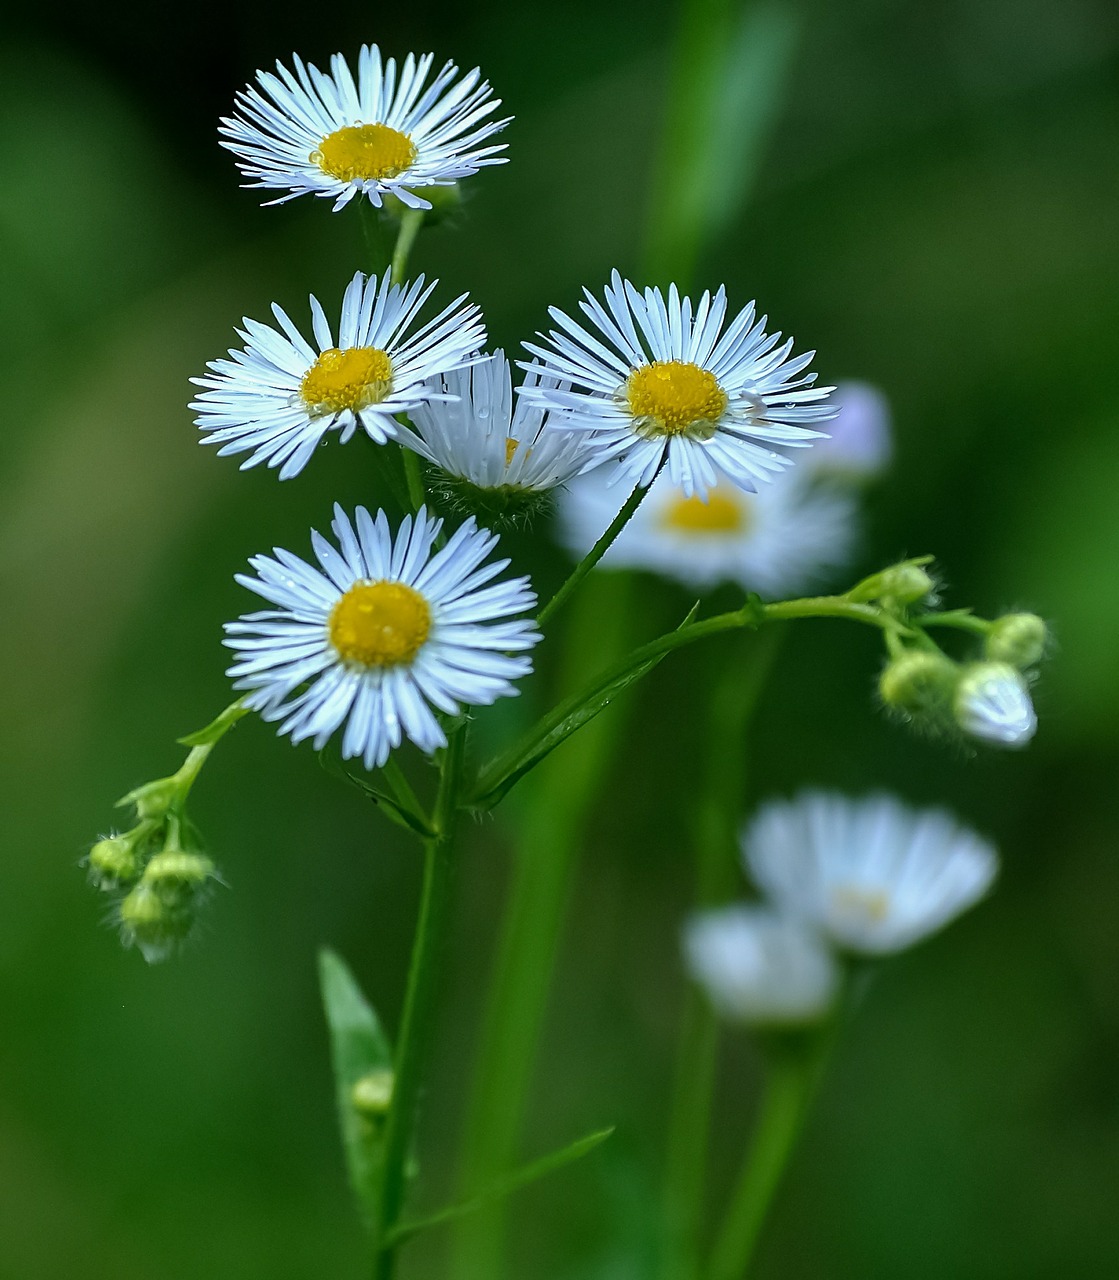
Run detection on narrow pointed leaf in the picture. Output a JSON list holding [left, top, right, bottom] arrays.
[[388, 1126, 615, 1246], [177, 698, 249, 747], [319, 949, 394, 1229]]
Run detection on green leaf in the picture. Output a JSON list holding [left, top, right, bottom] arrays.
[[388, 1126, 614, 1246], [469, 605, 704, 810], [319, 949, 394, 1229], [177, 698, 249, 747], [316, 747, 434, 838]]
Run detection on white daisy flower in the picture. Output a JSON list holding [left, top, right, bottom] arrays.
[[684, 906, 839, 1025], [190, 271, 485, 479], [224, 505, 540, 769], [798, 380, 893, 481], [953, 663, 1037, 749], [220, 46, 509, 212], [398, 351, 589, 492], [743, 792, 999, 955], [520, 271, 833, 499], [558, 466, 857, 596]]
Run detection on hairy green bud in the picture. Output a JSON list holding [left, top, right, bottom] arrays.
[[985, 613, 1047, 668], [351, 1069, 395, 1120], [118, 882, 193, 963], [143, 849, 216, 906], [879, 650, 957, 715], [850, 560, 935, 606], [87, 835, 142, 891], [118, 776, 180, 821]]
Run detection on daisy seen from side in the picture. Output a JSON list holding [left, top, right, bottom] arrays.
[[743, 792, 999, 955], [225, 505, 540, 769], [521, 271, 833, 499], [221, 46, 509, 211], [191, 271, 485, 479]]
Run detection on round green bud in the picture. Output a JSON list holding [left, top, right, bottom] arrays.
[[142, 850, 216, 909], [351, 1069, 395, 1120], [119, 882, 192, 963], [87, 835, 141, 891], [985, 613, 1047, 668], [876, 564, 935, 605], [878, 650, 957, 714]]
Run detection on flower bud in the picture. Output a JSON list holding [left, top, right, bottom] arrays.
[[118, 776, 180, 821], [142, 849, 216, 908], [351, 1069, 394, 1120], [118, 882, 193, 963], [985, 613, 1047, 669], [878, 650, 957, 715], [954, 662, 1037, 749], [850, 561, 934, 606], [87, 835, 141, 891]]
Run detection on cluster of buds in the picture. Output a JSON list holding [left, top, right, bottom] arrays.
[[876, 600, 1047, 749], [85, 715, 238, 960]]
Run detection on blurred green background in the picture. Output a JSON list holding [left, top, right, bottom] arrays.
[[2, 0, 1118, 1276]]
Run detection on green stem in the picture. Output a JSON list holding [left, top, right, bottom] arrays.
[[707, 1037, 826, 1280], [402, 447, 427, 512], [660, 628, 784, 1280], [452, 575, 637, 1280], [391, 209, 426, 284], [359, 203, 394, 278], [373, 725, 467, 1280], [536, 475, 655, 630]]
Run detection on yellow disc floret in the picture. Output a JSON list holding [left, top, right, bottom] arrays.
[[831, 885, 891, 923], [328, 581, 432, 668], [504, 437, 520, 467], [301, 347, 393, 416], [625, 360, 728, 438], [662, 489, 749, 535], [312, 123, 417, 182]]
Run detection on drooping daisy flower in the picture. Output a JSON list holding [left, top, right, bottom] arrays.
[[520, 271, 833, 499], [225, 505, 540, 768], [221, 46, 509, 211], [684, 906, 839, 1025], [953, 662, 1037, 748], [191, 271, 485, 479], [558, 466, 857, 596], [399, 352, 590, 498], [743, 792, 998, 955]]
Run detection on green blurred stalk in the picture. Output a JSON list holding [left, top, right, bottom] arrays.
[[451, 573, 636, 1279], [659, 627, 784, 1280]]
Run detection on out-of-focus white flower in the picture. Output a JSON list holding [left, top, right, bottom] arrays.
[[191, 271, 484, 479], [953, 662, 1037, 749], [221, 46, 509, 211], [801, 381, 892, 480], [683, 906, 838, 1024], [558, 467, 857, 596], [520, 271, 832, 499], [225, 505, 540, 769], [399, 352, 589, 492], [743, 792, 998, 954]]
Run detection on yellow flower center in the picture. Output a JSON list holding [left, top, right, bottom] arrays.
[[625, 360, 728, 438], [312, 123, 417, 182], [662, 489, 749, 535], [328, 581, 431, 668], [831, 885, 891, 923], [504, 437, 520, 466], [301, 347, 393, 416]]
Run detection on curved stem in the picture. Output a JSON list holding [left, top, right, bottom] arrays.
[[536, 473, 656, 629], [373, 725, 467, 1280], [391, 208, 426, 284], [707, 1038, 824, 1280]]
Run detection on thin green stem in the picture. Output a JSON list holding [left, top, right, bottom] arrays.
[[391, 209, 426, 284], [536, 475, 655, 630], [452, 575, 637, 1280], [373, 725, 467, 1280], [707, 1036, 828, 1280], [359, 202, 393, 278], [660, 628, 784, 1280], [402, 447, 427, 512], [761, 596, 913, 632]]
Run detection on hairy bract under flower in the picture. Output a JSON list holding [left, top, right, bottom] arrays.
[[520, 271, 833, 499], [191, 271, 485, 479], [221, 46, 510, 211], [225, 505, 540, 768]]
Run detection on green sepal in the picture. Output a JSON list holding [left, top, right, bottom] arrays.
[[319, 949, 394, 1230], [387, 1126, 614, 1246], [468, 604, 701, 811], [177, 698, 249, 747]]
